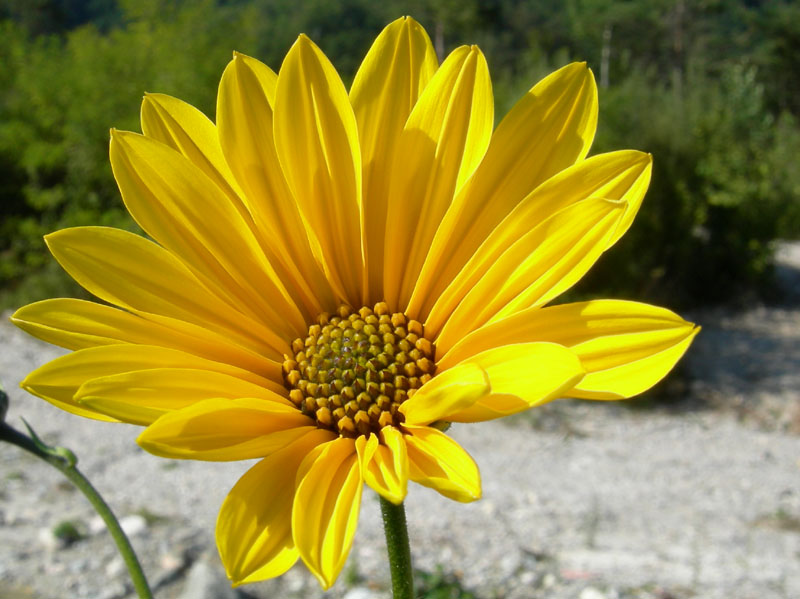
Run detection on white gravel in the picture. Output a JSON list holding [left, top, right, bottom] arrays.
[[2, 247, 800, 598]]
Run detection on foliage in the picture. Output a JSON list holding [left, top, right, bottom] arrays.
[[416, 566, 478, 599], [578, 60, 800, 305], [52, 519, 86, 546], [1, 0, 799, 309]]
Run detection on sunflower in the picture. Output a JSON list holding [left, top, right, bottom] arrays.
[[11, 17, 698, 590]]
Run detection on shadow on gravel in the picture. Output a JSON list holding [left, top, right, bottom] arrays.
[[773, 242, 800, 306], [611, 242, 800, 430]]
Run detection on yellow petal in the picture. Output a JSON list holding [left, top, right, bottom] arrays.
[[398, 362, 489, 425], [217, 53, 336, 316], [605, 155, 653, 247], [409, 62, 597, 320], [217, 428, 334, 584], [141, 93, 319, 325], [402, 425, 480, 503], [350, 17, 438, 301], [485, 150, 652, 253], [216, 54, 281, 204], [439, 299, 698, 400], [77, 368, 289, 426], [448, 152, 651, 308], [136, 398, 316, 459], [354, 428, 408, 504], [274, 35, 363, 305], [11, 298, 157, 351], [554, 300, 699, 399], [21, 345, 276, 422], [10, 298, 282, 373], [443, 342, 585, 422], [292, 437, 362, 589], [571, 327, 700, 399], [426, 150, 650, 338], [45, 226, 288, 358], [109, 130, 306, 339], [575, 152, 654, 248], [467, 61, 598, 208], [435, 198, 625, 352], [140, 93, 246, 215], [383, 44, 493, 310]]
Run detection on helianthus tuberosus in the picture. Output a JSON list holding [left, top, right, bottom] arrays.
[[12, 17, 698, 589]]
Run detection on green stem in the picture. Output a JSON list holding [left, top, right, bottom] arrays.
[[0, 420, 153, 599], [380, 496, 415, 599]]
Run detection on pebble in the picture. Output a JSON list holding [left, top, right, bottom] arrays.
[[105, 556, 125, 577], [178, 559, 237, 599], [96, 581, 127, 599], [542, 573, 557, 588], [37, 526, 63, 550], [119, 514, 147, 537], [160, 551, 184, 571], [579, 588, 607, 599], [285, 569, 306, 592], [343, 588, 386, 599], [89, 515, 106, 535]]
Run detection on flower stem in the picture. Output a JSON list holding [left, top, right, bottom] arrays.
[[0, 420, 153, 599], [379, 496, 414, 599]]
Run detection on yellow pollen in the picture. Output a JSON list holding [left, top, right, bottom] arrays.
[[282, 302, 436, 437]]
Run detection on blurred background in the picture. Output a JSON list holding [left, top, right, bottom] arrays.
[[1, 0, 799, 311]]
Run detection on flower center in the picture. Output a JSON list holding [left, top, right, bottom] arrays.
[[282, 302, 435, 437]]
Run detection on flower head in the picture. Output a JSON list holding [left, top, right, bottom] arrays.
[[12, 17, 698, 589]]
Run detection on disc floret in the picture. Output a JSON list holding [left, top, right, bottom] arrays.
[[283, 302, 435, 437]]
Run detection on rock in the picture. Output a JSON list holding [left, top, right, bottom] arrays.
[[579, 587, 607, 599], [96, 581, 127, 599], [343, 587, 386, 599], [159, 551, 184, 571], [285, 568, 306, 592], [37, 521, 85, 550], [542, 573, 557, 588], [500, 552, 522, 576], [37, 526, 61, 551], [104, 556, 125, 578], [179, 559, 236, 599], [89, 515, 106, 535], [119, 514, 147, 537]]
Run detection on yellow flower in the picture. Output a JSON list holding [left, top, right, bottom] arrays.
[[11, 17, 698, 589]]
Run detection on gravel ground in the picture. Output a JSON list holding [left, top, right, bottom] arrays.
[[2, 247, 799, 599]]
